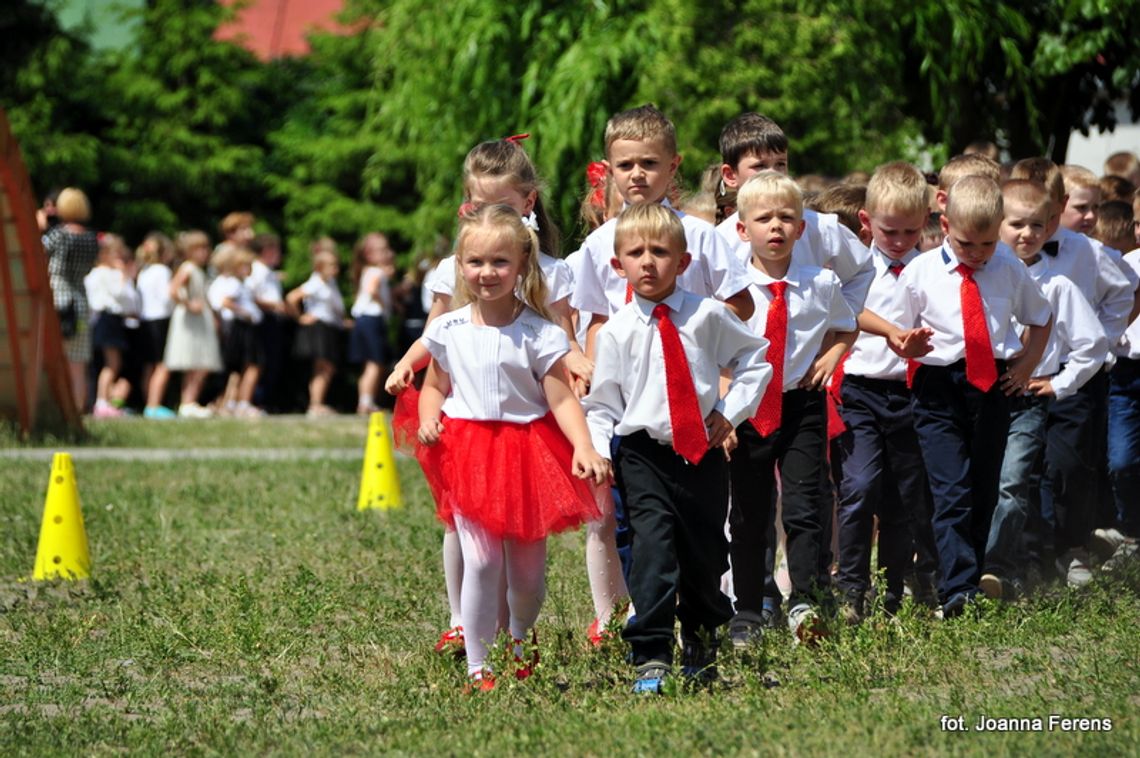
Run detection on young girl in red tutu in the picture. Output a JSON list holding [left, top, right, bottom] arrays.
[[413, 204, 610, 690]]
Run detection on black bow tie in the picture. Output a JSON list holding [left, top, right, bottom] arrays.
[[1042, 240, 1060, 257]]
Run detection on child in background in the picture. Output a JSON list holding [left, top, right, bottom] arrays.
[[1108, 215, 1140, 563], [919, 213, 945, 252], [349, 233, 394, 415], [807, 183, 872, 247], [584, 203, 769, 692], [287, 250, 347, 418], [415, 204, 608, 691], [248, 233, 287, 412], [208, 246, 264, 418], [1093, 201, 1135, 253], [84, 234, 138, 419], [164, 230, 223, 418], [896, 176, 1052, 615], [727, 172, 857, 644], [136, 233, 177, 419], [219, 211, 256, 247], [1104, 151, 1140, 187], [1099, 175, 1135, 204], [1059, 165, 1102, 236], [981, 180, 1108, 599]]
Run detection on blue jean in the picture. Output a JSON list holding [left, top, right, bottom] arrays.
[[1108, 357, 1140, 537], [985, 394, 1049, 579]]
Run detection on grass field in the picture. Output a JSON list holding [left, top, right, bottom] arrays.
[[1, 417, 1138, 756]]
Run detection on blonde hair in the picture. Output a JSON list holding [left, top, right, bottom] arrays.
[[176, 230, 211, 264], [1001, 179, 1051, 222], [613, 202, 686, 255], [98, 232, 128, 263], [213, 245, 255, 276], [55, 187, 91, 223], [1009, 158, 1066, 206], [866, 161, 929, 218], [1104, 151, 1139, 180], [453, 204, 552, 321], [463, 138, 560, 256], [604, 104, 677, 157], [736, 171, 804, 218], [939, 154, 1001, 191], [945, 176, 1003, 233], [1060, 165, 1099, 193], [313, 250, 339, 272], [136, 232, 175, 267], [219, 211, 254, 238], [311, 236, 338, 258], [1099, 174, 1135, 203], [1094, 201, 1133, 248], [351, 232, 390, 288]]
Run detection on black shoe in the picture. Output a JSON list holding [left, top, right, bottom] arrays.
[[631, 660, 671, 695], [942, 591, 975, 619], [759, 598, 784, 629], [680, 638, 719, 684]]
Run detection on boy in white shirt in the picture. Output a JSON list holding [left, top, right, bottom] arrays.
[[981, 180, 1108, 599], [584, 203, 769, 693], [725, 172, 857, 644], [897, 176, 1053, 616]]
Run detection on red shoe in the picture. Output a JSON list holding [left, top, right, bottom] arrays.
[[464, 670, 495, 693], [512, 632, 539, 680], [435, 626, 465, 656]]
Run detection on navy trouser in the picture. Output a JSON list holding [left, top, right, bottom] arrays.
[[1108, 357, 1140, 537], [729, 389, 829, 611], [835, 377, 928, 604], [910, 361, 1010, 604], [617, 432, 733, 665], [1041, 370, 1105, 554]]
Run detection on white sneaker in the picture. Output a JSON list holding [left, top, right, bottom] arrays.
[[1103, 540, 1138, 572], [1060, 549, 1093, 587], [178, 402, 213, 419], [787, 603, 827, 646], [1089, 528, 1127, 562]]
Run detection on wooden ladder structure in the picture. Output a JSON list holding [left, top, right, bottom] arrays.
[[0, 108, 82, 436]]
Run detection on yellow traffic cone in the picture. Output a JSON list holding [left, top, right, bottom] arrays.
[[357, 412, 402, 511], [33, 453, 91, 580]]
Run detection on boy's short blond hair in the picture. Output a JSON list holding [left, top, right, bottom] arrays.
[[55, 187, 91, 223], [1060, 165, 1099, 193], [807, 183, 866, 237], [613, 202, 686, 255], [1001, 179, 1051, 221], [736, 171, 804, 219], [1104, 151, 1139, 180], [1008, 158, 1066, 207], [1094, 201, 1133, 248], [945, 176, 1003, 233], [938, 154, 1001, 191], [866, 161, 929, 218], [604, 104, 677, 157]]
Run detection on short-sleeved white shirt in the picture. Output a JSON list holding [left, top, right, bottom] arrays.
[[83, 266, 134, 315], [351, 265, 392, 318], [248, 260, 283, 304], [428, 252, 574, 305], [896, 241, 1052, 365], [137, 264, 173, 320], [570, 203, 750, 316], [300, 273, 345, 325], [1025, 256, 1107, 399], [744, 261, 857, 390], [422, 304, 569, 423], [208, 274, 263, 324]]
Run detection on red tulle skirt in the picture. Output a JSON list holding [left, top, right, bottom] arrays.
[[392, 382, 422, 453], [413, 413, 600, 542]]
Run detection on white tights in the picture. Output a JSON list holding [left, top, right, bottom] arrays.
[[454, 514, 547, 675], [585, 487, 629, 623], [443, 528, 508, 630]]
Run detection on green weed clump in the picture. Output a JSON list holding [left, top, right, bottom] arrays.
[[1, 432, 1137, 756]]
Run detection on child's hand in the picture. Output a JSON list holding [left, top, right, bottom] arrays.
[[418, 417, 444, 446], [187, 299, 204, 315], [720, 428, 738, 460], [299, 313, 317, 325], [564, 350, 595, 387], [1027, 377, 1055, 397], [1001, 356, 1035, 396], [801, 352, 842, 390], [572, 447, 612, 486], [889, 327, 934, 359], [385, 362, 415, 395], [704, 410, 733, 450]]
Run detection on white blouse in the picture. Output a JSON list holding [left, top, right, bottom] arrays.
[[300, 273, 345, 326], [137, 264, 173, 320], [422, 304, 569, 423]]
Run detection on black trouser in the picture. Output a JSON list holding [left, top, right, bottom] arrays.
[[835, 377, 928, 604], [617, 432, 733, 665], [910, 361, 1010, 604], [730, 389, 829, 611]]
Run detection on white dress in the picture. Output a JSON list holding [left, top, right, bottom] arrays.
[[163, 262, 222, 371]]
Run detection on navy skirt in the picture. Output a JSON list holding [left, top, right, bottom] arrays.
[[139, 318, 171, 364], [349, 314, 390, 365], [222, 319, 264, 372], [91, 312, 129, 352], [294, 321, 343, 365]]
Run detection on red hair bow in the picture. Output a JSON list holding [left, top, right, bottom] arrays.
[[505, 133, 530, 144], [457, 202, 476, 217], [586, 161, 607, 207]]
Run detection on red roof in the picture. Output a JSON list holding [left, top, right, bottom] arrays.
[[215, 0, 350, 60]]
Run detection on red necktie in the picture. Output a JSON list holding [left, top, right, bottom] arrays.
[[653, 304, 707, 464], [625, 282, 633, 304], [751, 281, 787, 437], [957, 264, 997, 392]]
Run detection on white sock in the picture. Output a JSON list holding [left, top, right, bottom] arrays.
[[442, 529, 463, 629]]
